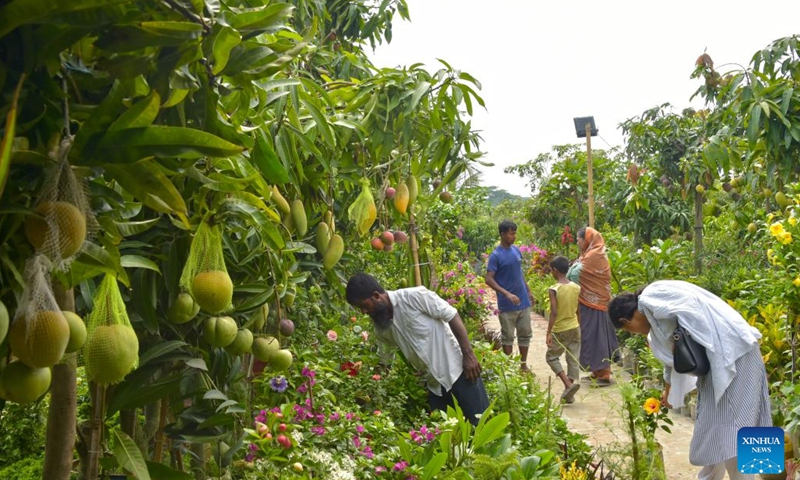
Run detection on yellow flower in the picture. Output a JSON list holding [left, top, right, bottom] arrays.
[[643, 397, 661, 414], [794, 277, 800, 287], [790, 217, 798, 226], [770, 222, 786, 237], [779, 232, 793, 244]]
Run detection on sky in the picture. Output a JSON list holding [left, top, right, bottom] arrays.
[[369, 1, 800, 197]]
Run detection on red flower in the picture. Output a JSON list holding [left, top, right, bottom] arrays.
[[340, 361, 362, 377]]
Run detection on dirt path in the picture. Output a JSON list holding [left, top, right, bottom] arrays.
[[482, 307, 700, 479]]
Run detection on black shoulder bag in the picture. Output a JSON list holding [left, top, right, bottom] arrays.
[[672, 323, 710, 376]]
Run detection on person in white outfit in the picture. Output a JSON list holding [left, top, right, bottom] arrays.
[[608, 280, 771, 480], [346, 273, 490, 425]]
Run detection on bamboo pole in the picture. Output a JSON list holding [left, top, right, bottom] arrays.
[[409, 212, 422, 286], [585, 123, 595, 229]]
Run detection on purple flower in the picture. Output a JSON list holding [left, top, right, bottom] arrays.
[[302, 367, 316, 378], [353, 436, 362, 448], [345, 412, 355, 420], [269, 376, 288, 392], [296, 383, 308, 394], [375, 466, 387, 474], [315, 413, 326, 425], [356, 425, 365, 434], [330, 412, 341, 421], [255, 414, 266, 423], [248, 443, 258, 452], [311, 426, 326, 435], [393, 461, 409, 472], [361, 446, 374, 458], [245, 453, 255, 462]]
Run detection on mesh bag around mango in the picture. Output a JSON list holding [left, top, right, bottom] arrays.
[[25, 140, 97, 271], [83, 274, 139, 384], [9, 254, 70, 369], [348, 178, 377, 237], [178, 220, 233, 314]]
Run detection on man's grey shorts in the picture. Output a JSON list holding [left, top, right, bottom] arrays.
[[498, 307, 532, 347]]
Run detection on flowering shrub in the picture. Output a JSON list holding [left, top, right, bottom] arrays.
[[431, 261, 493, 332], [519, 243, 551, 278]]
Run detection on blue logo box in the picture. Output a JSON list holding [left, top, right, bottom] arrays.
[[737, 427, 784, 475]]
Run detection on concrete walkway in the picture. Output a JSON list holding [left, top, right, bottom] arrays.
[[482, 307, 701, 479]]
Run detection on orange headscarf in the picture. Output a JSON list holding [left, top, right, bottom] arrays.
[[575, 227, 612, 311]]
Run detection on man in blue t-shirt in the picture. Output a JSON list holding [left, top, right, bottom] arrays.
[[485, 220, 534, 371]]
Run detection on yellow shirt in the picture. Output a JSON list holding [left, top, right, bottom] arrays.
[[550, 282, 581, 333]]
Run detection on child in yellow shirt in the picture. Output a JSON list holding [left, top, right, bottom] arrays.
[[546, 255, 582, 403]]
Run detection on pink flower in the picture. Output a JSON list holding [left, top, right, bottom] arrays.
[[327, 330, 338, 341], [373, 410, 381, 415], [310, 426, 326, 435], [372, 374, 381, 381], [375, 466, 387, 474], [361, 331, 369, 342], [393, 461, 409, 472]]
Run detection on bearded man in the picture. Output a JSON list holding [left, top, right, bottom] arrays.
[[345, 273, 489, 425]]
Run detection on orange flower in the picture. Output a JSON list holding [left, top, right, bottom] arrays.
[[643, 397, 661, 414]]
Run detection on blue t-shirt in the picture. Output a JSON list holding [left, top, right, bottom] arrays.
[[487, 245, 531, 312]]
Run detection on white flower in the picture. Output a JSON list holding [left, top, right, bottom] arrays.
[[650, 246, 662, 254], [636, 249, 643, 254], [290, 430, 304, 444]]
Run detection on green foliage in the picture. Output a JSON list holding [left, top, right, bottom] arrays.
[[505, 144, 622, 246], [0, 399, 48, 468], [0, 457, 43, 480], [481, 348, 592, 469]]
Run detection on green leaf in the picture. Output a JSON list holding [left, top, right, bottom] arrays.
[[114, 218, 161, 237], [0, 74, 24, 201], [472, 411, 510, 449], [109, 91, 161, 131], [82, 127, 244, 165], [70, 80, 125, 163], [300, 96, 335, 146], [106, 160, 187, 215], [67, 242, 129, 287], [198, 412, 235, 429], [145, 462, 194, 480], [106, 373, 183, 415], [252, 131, 289, 183], [139, 341, 188, 366], [203, 389, 228, 401], [421, 452, 447, 480], [96, 21, 203, 52], [407, 80, 430, 113], [0, 0, 134, 39], [209, 25, 241, 75], [121, 255, 160, 272], [747, 103, 762, 148], [228, 3, 294, 37], [186, 358, 207, 370], [112, 429, 151, 480], [216, 197, 285, 250], [284, 241, 315, 254]]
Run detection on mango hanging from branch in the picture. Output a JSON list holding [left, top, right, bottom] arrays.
[[393, 182, 409, 215], [348, 179, 376, 237]]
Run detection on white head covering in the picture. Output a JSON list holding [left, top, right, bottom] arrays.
[[639, 280, 761, 407]]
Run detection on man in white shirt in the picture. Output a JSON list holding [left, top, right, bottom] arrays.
[[346, 273, 489, 425]]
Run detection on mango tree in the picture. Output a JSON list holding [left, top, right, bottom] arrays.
[[0, 0, 487, 478]]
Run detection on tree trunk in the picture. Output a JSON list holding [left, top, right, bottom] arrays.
[[43, 282, 78, 480], [190, 443, 206, 480], [80, 382, 105, 480], [693, 190, 704, 274]]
